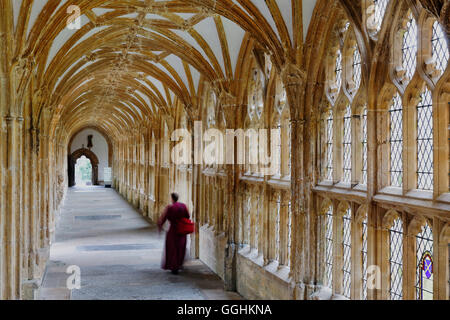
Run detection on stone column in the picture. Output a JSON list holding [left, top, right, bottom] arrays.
[[282, 63, 307, 296]]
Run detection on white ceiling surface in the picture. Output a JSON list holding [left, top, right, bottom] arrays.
[[13, 0, 319, 106], [303, 0, 318, 41]]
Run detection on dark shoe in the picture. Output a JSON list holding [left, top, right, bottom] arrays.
[[171, 270, 179, 275]]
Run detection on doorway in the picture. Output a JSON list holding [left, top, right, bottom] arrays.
[[75, 156, 92, 186]]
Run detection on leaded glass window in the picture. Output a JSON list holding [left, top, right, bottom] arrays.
[[326, 110, 334, 180], [362, 215, 368, 300], [342, 207, 352, 298], [335, 50, 343, 92], [389, 93, 403, 187], [431, 21, 449, 75], [415, 222, 433, 300], [373, 0, 389, 32], [353, 47, 362, 92], [343, 105, 352, 183], [287, 201, 292, 266], [417, 87, 433, 190], [389, 217, 403, 300], [361, 108, 368, 185], [402, 13, 418, 82], [325, 206, 334, 288], [275, 198, 281, 261]]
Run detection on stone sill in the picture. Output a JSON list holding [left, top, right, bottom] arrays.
[[238, 245, 292, 284], [312, 184, 368, 201]]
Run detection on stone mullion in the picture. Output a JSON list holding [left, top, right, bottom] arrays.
[[352, 203, 362, 300], [352, 114, 362, 185], [380, 209, 391, 300], [333, 200, 343, 296], [404, 218, 418, 300], [437, 222, 449, 299], [403, 96, 417, 193], [279, 190, 289, 266], [258, 186, 267, 262], [268, 189, 278, 262], [250, 189, 257, 250]]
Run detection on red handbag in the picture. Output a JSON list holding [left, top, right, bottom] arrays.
[[176, 218, 195, 235]]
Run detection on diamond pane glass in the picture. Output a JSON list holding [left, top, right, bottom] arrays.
[[275, 198, 281, 261], [326, 110, 334, 180], [362, 215, 368, 300], [389, 217, 404, 300], [432, 21, 449, 75], [389, 93, 403, 187], [353, 48, 362, 92], [373, 0, 390, 32], [417, 87, 433, 190], [325, 206, 333, 288], [343, 208, 352, 298], [415, 223, 433, 300], [402, 13, 418, 82], [343, 105, 352, 183], [361, 108, 368, 185], [287, 201, 292, 266], [336, 51, 343, 92]]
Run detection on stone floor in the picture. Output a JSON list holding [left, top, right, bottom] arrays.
[[39, 186, 242, 300]]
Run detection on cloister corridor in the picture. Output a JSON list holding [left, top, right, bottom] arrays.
[[1, 0, 449, 302], [39, 186, 241, 300]]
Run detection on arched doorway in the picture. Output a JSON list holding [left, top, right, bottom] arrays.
[[75, 156, 92, 186], [68, 148, 99, 187]]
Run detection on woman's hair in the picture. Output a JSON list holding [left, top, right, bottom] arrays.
[[171, 193, 179, 202]]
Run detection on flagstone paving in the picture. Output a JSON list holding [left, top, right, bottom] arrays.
[[39, 186, 242, 300]]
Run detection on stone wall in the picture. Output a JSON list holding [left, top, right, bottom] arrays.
[[199, 225, 226, 280]]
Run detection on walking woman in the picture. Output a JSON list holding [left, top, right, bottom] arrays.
[[157, 193, 192, 274]]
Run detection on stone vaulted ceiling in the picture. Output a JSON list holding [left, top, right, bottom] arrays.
[[3, 0, 317, 140]]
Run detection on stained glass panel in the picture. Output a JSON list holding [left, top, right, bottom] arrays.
[[361, 108, 368, 185], [389, 93, 403, 187], [343, 105, 352, 183], [432, 21, 449, 75], [415, 223, 433, 300], [326, 110, 334, 180], [325, 206, 334, 288], [402, 13, 418, 82], [417, 87, 433, 190], [389, 217, 403, 300], [342, 208, 352, 298]]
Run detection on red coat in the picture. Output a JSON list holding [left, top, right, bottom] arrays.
[[157, 202, 190, 271]]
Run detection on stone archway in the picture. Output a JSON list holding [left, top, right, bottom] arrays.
[[68, 148, 100, 187]]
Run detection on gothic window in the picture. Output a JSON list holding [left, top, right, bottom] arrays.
[[401, 13, 418, 82], [352, 47, 362, 92], [342, 207, 352, 298], [362, 214, 368, 300], [326, 110, 334, 180], [389, 93, 403, 187], [389, 217, 404, 300], [325, 206, 334, 288], [335, 50, 343, 92], [361, 107, 368, 185], [417, 87, 434, 190], [373, 0, 389, 31], [343, 105, 352, 183], [415, 222, 434, 300], [431, 21, 449, 76]]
